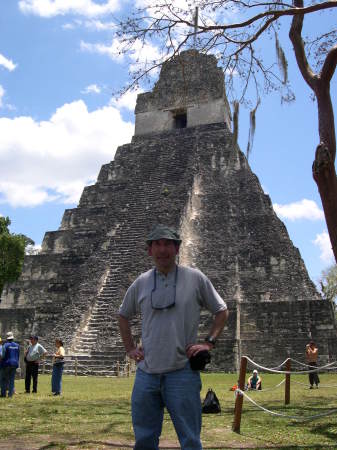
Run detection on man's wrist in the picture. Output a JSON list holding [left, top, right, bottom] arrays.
[[126, 346, 136, 355], [205, 336, 216, 348]]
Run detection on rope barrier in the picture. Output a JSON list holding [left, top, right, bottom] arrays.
[[235, 389, 337, 422], [251, 379, 285, 393], [243, 355, 337, 375], [289, 357, 337, 371], [233, 379, 285, 400], [233, 355, 337, 432], [269, 358, 290, 370]]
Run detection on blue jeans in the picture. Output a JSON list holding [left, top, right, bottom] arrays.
[[51, 363, 64, 394], [1, 367, 16, 397], [131, 363, 202, 450]]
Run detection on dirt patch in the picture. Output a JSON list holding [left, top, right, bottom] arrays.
[[0, 439, 257, 450]]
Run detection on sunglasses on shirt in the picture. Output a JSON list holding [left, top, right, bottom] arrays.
[[151, 267, 178, 310]]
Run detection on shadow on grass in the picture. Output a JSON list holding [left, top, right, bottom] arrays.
[[38, 441, 133, 449], [37, 442, 337, 450], [294, 418, 337, 443]]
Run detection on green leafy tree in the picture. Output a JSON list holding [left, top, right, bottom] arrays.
[[0, 217, 34, 296], [320, 264, 337, 304]]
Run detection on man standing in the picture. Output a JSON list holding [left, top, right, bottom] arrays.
[[1, 332, 20, 398], [306, 341, 320, 389], [24, 335, 47, 394], [119, 225, 229, 450]]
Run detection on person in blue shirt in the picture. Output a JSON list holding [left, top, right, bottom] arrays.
[[1, 331, 20, 398]]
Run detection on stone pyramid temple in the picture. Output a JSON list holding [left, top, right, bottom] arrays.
[[1, 50, 337, 374]]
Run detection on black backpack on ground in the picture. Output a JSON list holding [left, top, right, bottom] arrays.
[[202, 388, 221, 414]]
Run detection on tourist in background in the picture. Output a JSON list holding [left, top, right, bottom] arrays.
[[51, 338, 65, 396], [24, 335, 47, 394], [247, 369, 262, 390], [119, 224, 229, 450], [1, 332, 20, 398], [306, 341, 320, 389]]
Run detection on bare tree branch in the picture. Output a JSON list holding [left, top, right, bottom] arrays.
[[321, 44, 337, 83], [289, 0, 317, 89]]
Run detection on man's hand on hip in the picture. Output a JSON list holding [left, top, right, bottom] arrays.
[[127, 347, 144, 362], [186, 343, 212, 358]]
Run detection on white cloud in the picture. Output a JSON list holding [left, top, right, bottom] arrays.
[[273, 199, 324, 221], [82, 84, 101, 94], [80, 39, 124, 62], [62, 22, 76, 30], [19, 0, 120, 18], [55, 180, 91, 204], [0, 85, 5, 108], [0, 54, 17, 72], [135, 0, 194, 11], [313, 231, 334, 264], [0, 182, 56, 207], [0, 100, 134, 207], [84, 19, 116, 31], [111, 89, 143, 111], [81, 37, 163, 70], [26, 243, 42, 255], [62, 18, 115, 30]]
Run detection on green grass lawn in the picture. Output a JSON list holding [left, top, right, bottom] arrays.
[[1, 372, 337, 449]]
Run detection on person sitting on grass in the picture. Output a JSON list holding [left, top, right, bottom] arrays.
[[247, 370, 262, 390]]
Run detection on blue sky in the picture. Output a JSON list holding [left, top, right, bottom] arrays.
[[0, 0, 335, 286]]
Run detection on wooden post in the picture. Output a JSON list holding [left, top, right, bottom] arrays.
[[232, 356, 247, 433], [42, 359, 46, 374], [285, 358, 291, 405], [75, 357, 78, 377]]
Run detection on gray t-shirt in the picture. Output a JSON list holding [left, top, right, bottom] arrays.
[[119, 265, 227, 374]]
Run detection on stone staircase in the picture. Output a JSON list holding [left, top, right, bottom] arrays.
[[65, 167, 182, 375], [44, 126, 240, 375]]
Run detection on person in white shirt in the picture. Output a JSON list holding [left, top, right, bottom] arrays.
[[24, 335, 47, 394]]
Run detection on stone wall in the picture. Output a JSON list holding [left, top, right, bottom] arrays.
[[0, 308, 35, 339]]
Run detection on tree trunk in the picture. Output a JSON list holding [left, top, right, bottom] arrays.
[[290, 0, 337, 264], [313, 85, 337, 263]]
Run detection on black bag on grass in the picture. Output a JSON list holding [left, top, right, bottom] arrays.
[[202, 388, 221, 414]]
